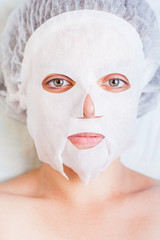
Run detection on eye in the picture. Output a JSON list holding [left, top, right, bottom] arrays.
[[48, 79, 69, 87], [105, 79, 125, 87], [97, 73, 130, 93], [42, 74, 76, 93]]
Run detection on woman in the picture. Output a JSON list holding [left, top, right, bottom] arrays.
[[0, 0, 160, 239]]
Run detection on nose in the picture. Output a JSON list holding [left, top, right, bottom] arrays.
[[83, 94, 95, 119]]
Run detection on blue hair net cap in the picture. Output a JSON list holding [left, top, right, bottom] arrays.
[[0, 0, 160, 122]]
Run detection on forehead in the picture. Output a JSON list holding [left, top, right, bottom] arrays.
[[26, 10, 145, 76]]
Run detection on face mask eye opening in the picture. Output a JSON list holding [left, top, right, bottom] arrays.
[[97, 73, 131, 93], [42, 74, 76, 93]]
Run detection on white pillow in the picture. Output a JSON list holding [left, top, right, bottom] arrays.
[[121, 96, 160, 180], [0, 108, 41, 183]]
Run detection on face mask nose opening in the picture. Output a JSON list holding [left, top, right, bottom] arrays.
[[76, 94, 103, 119], [83, 94, 95, 118]]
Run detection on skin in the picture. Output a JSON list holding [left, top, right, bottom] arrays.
[[0, 98, 160, 239]]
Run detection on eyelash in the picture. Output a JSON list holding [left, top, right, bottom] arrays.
[[47, 79, 71, 88], [104, 78, 127, 88], [42, 73, 130, 93], [47, 78, 127, 88]]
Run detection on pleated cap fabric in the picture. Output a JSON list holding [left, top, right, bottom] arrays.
[[0, 0, 160, 122]]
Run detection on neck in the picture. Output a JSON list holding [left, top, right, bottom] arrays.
[[37, 158, 156, 205]]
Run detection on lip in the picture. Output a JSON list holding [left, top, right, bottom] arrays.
[[67, 132, 105, 150]]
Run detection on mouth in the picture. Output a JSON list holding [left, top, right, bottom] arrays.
[[67, 132, 105, 150]]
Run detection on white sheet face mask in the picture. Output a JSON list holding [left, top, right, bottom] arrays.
[[20, 10, 148, 185]]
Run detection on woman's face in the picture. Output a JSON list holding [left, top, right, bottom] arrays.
[[21, 10, 147, 184]]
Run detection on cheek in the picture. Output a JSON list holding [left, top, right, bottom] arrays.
[[98, 85, 140, 114], [102, 92, 138, 134], [103, 98, 137, 131], [101, 95, 138, 159], [26, 86, 74, 131]]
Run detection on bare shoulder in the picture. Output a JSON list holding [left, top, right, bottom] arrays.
[[0, 168, 42, 223], [0, 169, 44, 239], [133, 185, 160, 221], [141, 185, 160, 206], [0, 167, 40, 197]]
